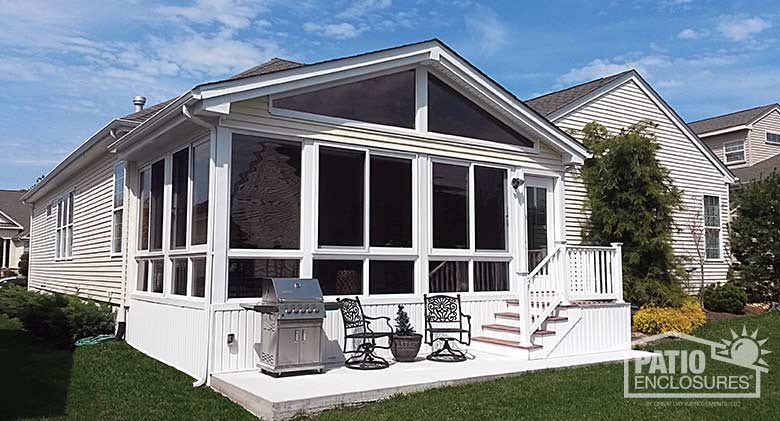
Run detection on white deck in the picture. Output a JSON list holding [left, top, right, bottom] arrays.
[[211, 348, 652, 420]]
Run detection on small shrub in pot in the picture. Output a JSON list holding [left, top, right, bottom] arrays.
[[390, 305, 422, 362]]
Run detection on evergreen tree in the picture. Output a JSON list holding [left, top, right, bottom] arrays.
[[394, 305, 415, 336], [579, 121, 686, 306], [731, 171, 780, 303]]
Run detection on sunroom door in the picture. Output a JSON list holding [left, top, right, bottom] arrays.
[[524, 177, 555, 272]]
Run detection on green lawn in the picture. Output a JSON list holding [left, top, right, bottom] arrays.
[[0, 316, 255, 421], [1, 312, 778, 420]]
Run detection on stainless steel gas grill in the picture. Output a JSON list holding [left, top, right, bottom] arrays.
[[240, 278, 339, 376]]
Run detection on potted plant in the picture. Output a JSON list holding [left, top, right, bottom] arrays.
[[390, 305, 422, 362]]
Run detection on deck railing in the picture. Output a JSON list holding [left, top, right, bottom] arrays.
[[517, 242, 623, 346]]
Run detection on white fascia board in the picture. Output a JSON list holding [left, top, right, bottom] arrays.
[[108, 93, 194, 153], [0, 210, 23, 230], [696, 125, 750, 138], [548, 72, 735, 184]]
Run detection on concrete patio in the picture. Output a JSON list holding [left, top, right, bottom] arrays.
[[210, 348, 652, 420]]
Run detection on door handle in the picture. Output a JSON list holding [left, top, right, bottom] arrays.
[[294, 330, 299, 342], [302, 329, 307, 342]]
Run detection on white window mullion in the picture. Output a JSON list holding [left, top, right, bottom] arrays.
[[415, 67, 428, 133]]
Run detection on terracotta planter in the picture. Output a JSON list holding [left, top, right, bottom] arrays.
[[390, 334, 423, 362]]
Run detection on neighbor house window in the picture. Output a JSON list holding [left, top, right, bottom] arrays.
[[55, 191, 74, 259], [273, 70, 416, 129], [703, 195, 721, 260], [766, 132, 780, 145], [430, 162, 510, 293], [111, 162, 125, 255], [723, 140, 745, 163]]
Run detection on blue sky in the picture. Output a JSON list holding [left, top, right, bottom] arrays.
[[2, 0, 779, 189]]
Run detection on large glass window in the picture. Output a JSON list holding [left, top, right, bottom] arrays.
[[428, 74, 534, 147], [151, 259, 164, 293], [318, 147, 365, 247], [171, 149, 189, 249], [475, 166, 507, 250], [369, 260, 414, 295], [138, 169, 151, 250], [428, 260, 468, 293], [112, 163, 125, 254], [370, 155, 412, 247], [192, 258, 207, 298], [191, 142, 210, 245], [150, 160, 165, 251], [228, 258, 300, 299], [274, 70, 415, 129], [172, 258, 188, 296], [231, 135, 302, 249], [474, 261, 509, 292], [313, 260, 363, 296], [432, 163, 469, 249], [704, 195, 721, 260]]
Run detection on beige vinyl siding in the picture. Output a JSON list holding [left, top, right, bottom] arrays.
[[227, 96, 565, 171], [554, 79, 731, 288], [700, 130, 749, 168], [748, 109, 780, 165], [28, 153, 124, 304]]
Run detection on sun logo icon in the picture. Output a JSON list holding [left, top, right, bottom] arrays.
[[715, 326, 771, 371]]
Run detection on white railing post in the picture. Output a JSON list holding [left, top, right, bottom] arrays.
[[517, 271, 532, 346], [610, 242, 624, 302], [555, 240, 569, 304]]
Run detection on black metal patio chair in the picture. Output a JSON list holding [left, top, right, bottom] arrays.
[[424, 294, 472, 362], [337, 297, 393, 370]]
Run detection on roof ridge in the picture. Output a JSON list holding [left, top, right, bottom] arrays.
[[688, 103, 779, 125], [527, 69, 634, 102]]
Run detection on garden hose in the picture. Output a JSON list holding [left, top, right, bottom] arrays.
[[75, 334, 114, 347]]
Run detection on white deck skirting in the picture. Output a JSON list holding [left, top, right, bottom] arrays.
[[211, 349, 652, 420]]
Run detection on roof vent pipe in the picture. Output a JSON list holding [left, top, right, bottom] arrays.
[[132, 96, 146, 112]]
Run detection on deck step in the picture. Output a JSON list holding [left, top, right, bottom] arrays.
[[472, 336, 543, 350], [482, 324, 555, 336], [506, 299, 579, 307]]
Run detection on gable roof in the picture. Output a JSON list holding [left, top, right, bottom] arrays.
[[525, 70, 632, 117], [0, 189, 29, 235], [525, 70, 735, 184], [688, 104, 779, 136], [732, 154, 780, 183]]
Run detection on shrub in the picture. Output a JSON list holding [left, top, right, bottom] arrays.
[[18, 251, 29, 277], [65, 296, 115, 340], [0, 285, 41, 319], [632, 298, 706, 334], [703, 283, 747, 314], [19, 293, 72, 348]]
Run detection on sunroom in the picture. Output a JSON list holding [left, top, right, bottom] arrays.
[[117, 40, 629, 384]]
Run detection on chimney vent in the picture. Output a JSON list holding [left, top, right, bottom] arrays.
[[132, 96, 147, 112]]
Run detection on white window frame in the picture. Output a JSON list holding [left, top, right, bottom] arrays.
[[703, 195, 722, 261], [55, 190, 74, 260], [111, 161, 126, 256], [268, 66, 540, 156], [723, 139, 745, 164], [766, 131, 780, 145], [133, 136, 211, 302]]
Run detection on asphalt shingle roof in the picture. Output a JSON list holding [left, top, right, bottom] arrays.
[[525, 71, 633, 117], [0, 189, 29, 236], [732, 154, 780, 183], [688, 104, 778, 135]]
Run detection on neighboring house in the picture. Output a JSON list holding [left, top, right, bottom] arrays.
[[24, 39, 715, 385], [0, 189, 30, 274], [526, 70, 736, 288], [690, 103, 780, 183]]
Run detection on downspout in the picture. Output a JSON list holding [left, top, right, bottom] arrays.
[[183, 104, 217, 388]]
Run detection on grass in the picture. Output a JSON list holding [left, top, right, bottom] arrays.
[[1, 312, 777, 420], [317, 311, 780, 420], [0, 315, 255, 421]]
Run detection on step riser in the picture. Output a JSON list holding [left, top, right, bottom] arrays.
[[469, 340, 531, 358], [482, 328, 523, 342], [494, 315, 523, 327]]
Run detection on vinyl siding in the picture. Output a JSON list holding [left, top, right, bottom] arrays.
[[700, 130, 749, 168], [748, 109, 780, 165], [28, 153, 124, 304], [554, 79, 731, 288]]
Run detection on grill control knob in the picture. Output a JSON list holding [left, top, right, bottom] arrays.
[[314, 308, 319, 313], [293, 308, 300, 313], [306, 308, 313, 313], [285, 307, 291, 314]]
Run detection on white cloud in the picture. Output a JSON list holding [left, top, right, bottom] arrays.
[[303, 22, 364, 39], [717, 16, 771, 41], [338, 0, 392, 19], [154, 0, 268, 31], [678, 28, 702, 39], [464, 4, 508, 55]]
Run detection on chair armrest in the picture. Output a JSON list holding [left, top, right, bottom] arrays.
[[364, 315, 393, 331]]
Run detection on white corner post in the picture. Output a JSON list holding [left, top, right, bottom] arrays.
[[517, 271, 532, 346], [555, 240, 569, 305], [610, 242, 624, 303]]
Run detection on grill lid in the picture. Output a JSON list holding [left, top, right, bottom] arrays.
[[262, 278, 324, 303]]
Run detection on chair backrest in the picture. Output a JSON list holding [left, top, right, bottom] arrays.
[[424, 294, 461, 323], [338, 297, 367, 329]]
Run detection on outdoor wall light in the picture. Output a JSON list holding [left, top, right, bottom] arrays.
[[511, 178, 524, 190]]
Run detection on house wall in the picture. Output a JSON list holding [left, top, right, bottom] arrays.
[[553, 79, 731, 289], [27, 152, 124, 304], [747, 109, 780, 165], [700, 130, 750, 168]]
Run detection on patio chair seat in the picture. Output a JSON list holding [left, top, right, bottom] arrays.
[[427, 327, 469, 334], [345, 331, 393, 340]]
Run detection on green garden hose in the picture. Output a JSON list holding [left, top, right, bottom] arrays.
[[75, 334, 114, 347]]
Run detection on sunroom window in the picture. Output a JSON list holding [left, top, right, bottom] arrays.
[[370, 155, 412, 247], [273, 70, 416, 129], [318, 147, 365, 247], [432, 162, 469, 249]]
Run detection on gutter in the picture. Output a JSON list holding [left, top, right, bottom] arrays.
[[182, 104, 218, 388]]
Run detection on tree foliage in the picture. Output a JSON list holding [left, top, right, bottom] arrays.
[[18, 251, 29, 277], [731, 171, 780, 303], [579, 121, 686, 306]]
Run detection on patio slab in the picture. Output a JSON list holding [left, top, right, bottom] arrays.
[[210, 348, 652, 420]]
